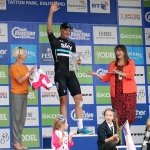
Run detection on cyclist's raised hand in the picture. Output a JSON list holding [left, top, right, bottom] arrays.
[[50, 1, 60, 13]]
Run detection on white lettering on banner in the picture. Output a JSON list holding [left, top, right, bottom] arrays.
[[7, 0, 25, 5], [0, 50, 7, 55], [76, 73, 91, 77], [69, 29, 90, 40], [40, 1, 65, 6], [71, 109, 93, 121], [136, 110, 146, 115], [145, 12, 150, 22], [0, 72, 6, 78], [97, 92, 110, 97], [41, 48, 53, 59], [40, 32, 47, 36], [26, 1, 38, 5], [96, 68, 107, 76], [27, 92, 36, 99], [120, 34, 142, 39], [42, 114, 59, 119], [22, 135, 37, 141], [11, 27, 36, 39], [61, 43, 72, 50], [0, 92, 7, 98], [0, 114, 7, 120], [26, 51, 35, 57], [96, 52, 115, 58], [128, 52, 142, 58]]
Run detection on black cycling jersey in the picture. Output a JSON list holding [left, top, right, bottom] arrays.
[[48, 32, 76, 70]]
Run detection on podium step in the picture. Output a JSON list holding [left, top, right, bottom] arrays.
[[43, 135, 142, 150]]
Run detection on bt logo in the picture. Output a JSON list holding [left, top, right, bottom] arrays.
[[92, 1, 108, 10]]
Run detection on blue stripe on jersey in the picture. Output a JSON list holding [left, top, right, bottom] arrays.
[[56, 49, 73, 54]]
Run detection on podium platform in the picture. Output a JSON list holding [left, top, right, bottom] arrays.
[[43, 134, 142, 150]]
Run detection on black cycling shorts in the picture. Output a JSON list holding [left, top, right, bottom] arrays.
[[54, 70, 81, 97]]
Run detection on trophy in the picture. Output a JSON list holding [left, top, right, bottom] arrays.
[[69, 52, 81, 71]]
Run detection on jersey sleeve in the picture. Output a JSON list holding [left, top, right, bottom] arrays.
[[72, 43, 76, 53], [10, 65, 20, 79], [47, 32, 57, 45]]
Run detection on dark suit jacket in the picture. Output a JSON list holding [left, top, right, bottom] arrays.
[[97, 121, 120, 147]]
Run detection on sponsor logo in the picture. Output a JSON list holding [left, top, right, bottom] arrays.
[[0, 129, 10, 148], [90, 0, 110, 13], [145, 12, 150, 22], [67, 0, 87, 12], [94, 46, 115, 64], [0, 92, 7, 98], [120, 34, 142, 39], [126, 46, 144, 64], [11, 44, 37, 63], [119, 27, 143, 45], [136, 109, 146, 119], [0, 132, 9, 144], [96, 86, 111, 104], [22, 128, 39, 147], [0, 49, 7, 58], [0, 66, 8, 84], [96, 68, 107, 76], [75, 66, 93, 84], [42, 107, 60, 125], [118, 0, 141, 7], [69, 86, 94, 104], [39, 44, 54, 64], [137, 89, 145, 101], [144, 0, 150, 7], [61, 43, 72, 50], [11, 27, 36, 39], [69, 28, 90, 40], [93, 26, 117, 44], [145, 28, 150, 45], [119, 8, 142, 26], [0, 24, 8, 42], [41, 91, 59, 100], [71, 109, 94, 121], [0, 108, 9, 127], [0, 0, 6, 10], [120, 13, 140, 21], [39, 25, 60, 43]]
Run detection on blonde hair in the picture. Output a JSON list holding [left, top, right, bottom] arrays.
[[53, 117, 65, 130], [12, 47, 26, 59], [146, 117, 150, 128]]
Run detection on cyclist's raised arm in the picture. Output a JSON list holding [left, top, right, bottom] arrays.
[[47, 1, 59, 33]]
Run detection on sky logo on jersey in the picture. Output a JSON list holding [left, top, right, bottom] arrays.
[[93, 64, 110, 85], [68, 24, 91, 45], [0, 44, 8, 63], [133, 105, 147, 125], [10, 23, 37, 43], [69, 105, 95, 126], [126, 46, 144, 64], [11, 44, 37, 64], [39, 24, 60, 43], [39, 44, 54, 65]]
